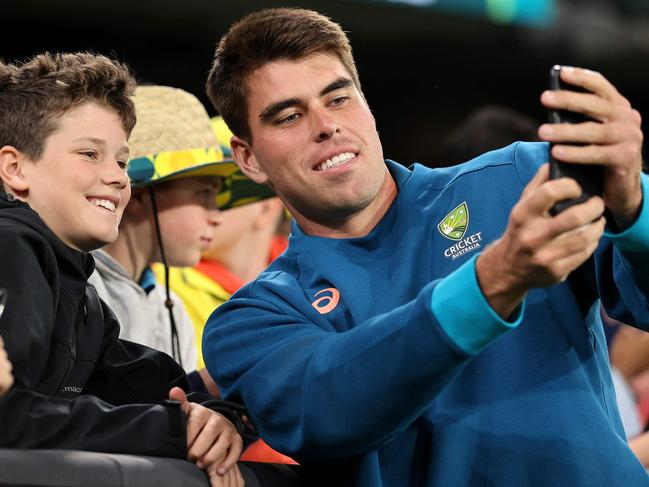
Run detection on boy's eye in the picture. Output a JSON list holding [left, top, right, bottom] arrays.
[[80, 151, 98, 159], [117, 160, 128, 171]]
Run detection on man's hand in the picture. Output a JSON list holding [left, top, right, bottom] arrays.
[[0, 336, 13, 396], [476, 164, 605, 319], [169, 387, 244, 486], [539, 66, 644, 227]]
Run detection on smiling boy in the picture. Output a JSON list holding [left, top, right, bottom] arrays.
[[0, 53, 244, 486]]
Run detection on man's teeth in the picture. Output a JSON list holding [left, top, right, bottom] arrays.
[[91, 198, 116, 212], [318, 152, 355, 171]]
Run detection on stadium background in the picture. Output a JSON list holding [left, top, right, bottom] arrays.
[[5, 0, 649, 165]]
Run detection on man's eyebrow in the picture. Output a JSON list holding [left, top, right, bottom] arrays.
[[321, 77, 353, 96], [258, 78, 354, 124], [260, 98, 301, 123]]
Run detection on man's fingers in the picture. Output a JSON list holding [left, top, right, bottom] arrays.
[[560, 67, 629, 106], [543, 216, 606, 264], [521, 177, 582, 216], [541, 90, 611, 123], [540, 121, 625, 146], [549, 142, 642, 169], [520, 163, 550, 199], [548, 196, 605, 235], [547, 239, 601, 283]]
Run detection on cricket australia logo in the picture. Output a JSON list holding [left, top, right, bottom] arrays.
[[437, 202, 483, 260]]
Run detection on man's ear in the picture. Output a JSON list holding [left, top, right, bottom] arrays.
[[230, 135, 269, 184], [0, 146, 30, 195]]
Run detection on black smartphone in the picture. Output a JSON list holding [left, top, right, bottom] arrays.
[[548, 65, 604, 215]]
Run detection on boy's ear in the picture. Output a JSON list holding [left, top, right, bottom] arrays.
[[0, 146, 30, 195], [230, 135, 269, 184]]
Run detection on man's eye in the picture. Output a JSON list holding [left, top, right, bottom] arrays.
[[330, 96, 349, 107], [278, 113, 300, 125]]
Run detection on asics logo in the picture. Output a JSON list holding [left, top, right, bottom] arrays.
[[311, 287, 340, 314]]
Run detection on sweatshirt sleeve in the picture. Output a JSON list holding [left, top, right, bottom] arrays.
[[598, 173, 649, 326], [203, 260, 519, 460], [0, 226, 187, 457]]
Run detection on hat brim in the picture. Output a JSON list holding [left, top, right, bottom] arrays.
[[131, 160, 239, 188], [132, 159, 276, 210]]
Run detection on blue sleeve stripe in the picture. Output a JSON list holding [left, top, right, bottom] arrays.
[[604, 173, 649, 253], [431, 254, 524, 354]]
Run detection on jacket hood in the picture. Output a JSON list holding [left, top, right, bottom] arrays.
[[0, 194, 95, 278]]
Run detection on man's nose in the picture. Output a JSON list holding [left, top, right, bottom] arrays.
[[312, 107, 340, 142]]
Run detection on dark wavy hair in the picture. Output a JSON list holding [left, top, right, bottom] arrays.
[[206, 8, 360, 143]]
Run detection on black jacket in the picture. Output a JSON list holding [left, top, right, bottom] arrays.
[[0, 196, 236, 456]]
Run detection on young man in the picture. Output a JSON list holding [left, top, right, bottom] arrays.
[[0, 53, 243, 487], [202, 8, 649, 486]]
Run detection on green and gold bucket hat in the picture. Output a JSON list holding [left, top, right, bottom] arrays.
[[127, 85, 273, 209], [210, 115, 275, 210]]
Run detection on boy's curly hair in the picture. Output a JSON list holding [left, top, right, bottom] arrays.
[[0, 52, 136, 161]]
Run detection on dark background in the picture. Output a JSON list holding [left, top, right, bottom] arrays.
[[5, 0, 649, 166]]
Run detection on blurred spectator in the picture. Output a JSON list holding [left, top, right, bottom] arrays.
[[438, 104, 540, 165], [607, 311, 649, 467], [606, 314, 645, 436]]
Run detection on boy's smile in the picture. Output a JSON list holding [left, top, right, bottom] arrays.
[[19, 102, 130, 252]]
